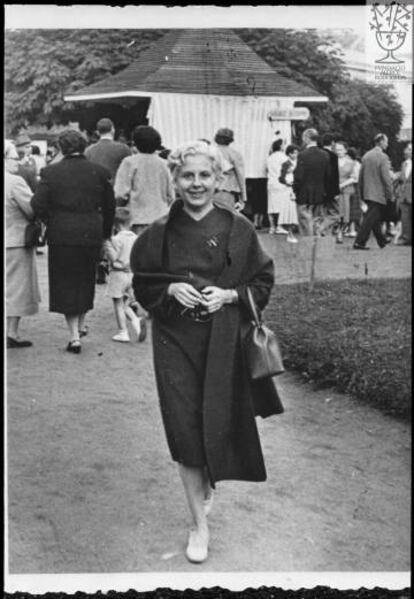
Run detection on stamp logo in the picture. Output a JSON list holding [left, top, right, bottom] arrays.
[[369, 1, 412, 81]]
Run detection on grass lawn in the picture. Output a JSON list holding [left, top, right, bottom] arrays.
[[265, 278, 412, 420]]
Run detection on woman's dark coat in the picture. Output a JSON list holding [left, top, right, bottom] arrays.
[[31, 155, 115, 246], [131, 201, 283, 484]]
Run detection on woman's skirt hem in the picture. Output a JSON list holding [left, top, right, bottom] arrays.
[[6, 247, 41, 317], [7, 302, 39, 318], [48, 245, 99, 315]]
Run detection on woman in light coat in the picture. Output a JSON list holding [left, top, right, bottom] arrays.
[[267, 139, 291, 235], [213, 128, 247, 211], [5, 141, 41, 348]]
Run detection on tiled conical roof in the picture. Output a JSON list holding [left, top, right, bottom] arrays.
[[66, 29, 324, 99]]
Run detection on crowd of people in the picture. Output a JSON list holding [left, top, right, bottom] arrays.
[[5, 117, 411, 565], [251, 129, 411, 250], [5, 118, 411, 356]]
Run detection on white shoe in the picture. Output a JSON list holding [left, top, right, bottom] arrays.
[[275, 226, 289, 235], [112, 330, 130, 343], [287, 232, 298, 243], [185, 528, 209, 563], [268, 227, 276, 235]]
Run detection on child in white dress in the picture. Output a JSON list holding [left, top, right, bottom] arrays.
[[103, 208, 147, 343]]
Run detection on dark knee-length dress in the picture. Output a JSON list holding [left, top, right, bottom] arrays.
[[30, 154, 115, 316], [154, 207, 232, 467], [48, 245, 100, 315]]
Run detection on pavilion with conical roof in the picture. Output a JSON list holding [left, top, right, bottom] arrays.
[[65, 29, 327, 176]]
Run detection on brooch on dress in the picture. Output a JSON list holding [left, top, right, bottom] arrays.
[[206, 235, 219, 248]]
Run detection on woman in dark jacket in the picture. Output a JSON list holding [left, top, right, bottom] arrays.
[[131, 141, 283, 564], [31, 130, 115, 353]]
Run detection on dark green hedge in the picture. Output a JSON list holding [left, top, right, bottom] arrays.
[[265, 278, 412, 420]]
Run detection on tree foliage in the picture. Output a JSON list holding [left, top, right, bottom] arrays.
[[5, 29, 165, 134], [238, 29, 404, 157], [5, 27, 404, 157], [237, 28, 350, 97], [304, 80, 403, 163]]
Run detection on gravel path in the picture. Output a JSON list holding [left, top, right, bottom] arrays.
[[6, 239, 411, 573]]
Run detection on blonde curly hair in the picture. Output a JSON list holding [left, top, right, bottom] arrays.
[[167, 140, 224, 183]]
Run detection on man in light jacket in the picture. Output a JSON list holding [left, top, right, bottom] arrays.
[[353, 133, 394, 250]]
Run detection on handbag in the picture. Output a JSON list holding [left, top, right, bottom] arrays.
[[24, 221, 46, 248], [243, 287, 284, 380]]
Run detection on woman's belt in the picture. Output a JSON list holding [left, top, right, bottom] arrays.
[[179, 305, 213, 323]]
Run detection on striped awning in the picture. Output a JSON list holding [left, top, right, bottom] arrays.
[[64, 29, 328, 176], [148, 93, 296, 177]]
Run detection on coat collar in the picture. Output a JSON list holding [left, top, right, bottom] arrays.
[[167, 200, 248, 286], [165, 198, 234, 222], [145, 199, 245, 279], [168, 200, 241, 266]]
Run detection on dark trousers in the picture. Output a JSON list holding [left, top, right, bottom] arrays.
[[296, 204, 314, 236], [400, 203, 412, 244], [355, 200, 387, 247], [317, 197, 340, 235]]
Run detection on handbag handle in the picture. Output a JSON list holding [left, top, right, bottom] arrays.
[[246, 286, 262, 327]]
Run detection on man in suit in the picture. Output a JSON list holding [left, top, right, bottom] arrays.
[[396, 141, 412, 246], [85, 118, 130, 283], [85, 118, 131, 184], [293, 128, 330, 236], [353, 133, 394, 250], [318, 133, 340, 237]]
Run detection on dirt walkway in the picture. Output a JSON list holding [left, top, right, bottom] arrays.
[[7, 246, 411, 573]]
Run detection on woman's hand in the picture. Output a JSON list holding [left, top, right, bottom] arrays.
[[202, 286, 236, 313], [167, 282, 204, 309]]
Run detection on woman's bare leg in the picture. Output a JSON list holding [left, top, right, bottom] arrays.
[[78, 312, 87, 333], [202, 467, 214, 515], [178, 464, 208, 531], [65, 314, 80, 342], [7, 316, 21, 339], [178, 464, 209, 562]]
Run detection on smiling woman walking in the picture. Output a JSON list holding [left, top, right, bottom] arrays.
[[130, 141, 283, 564]]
